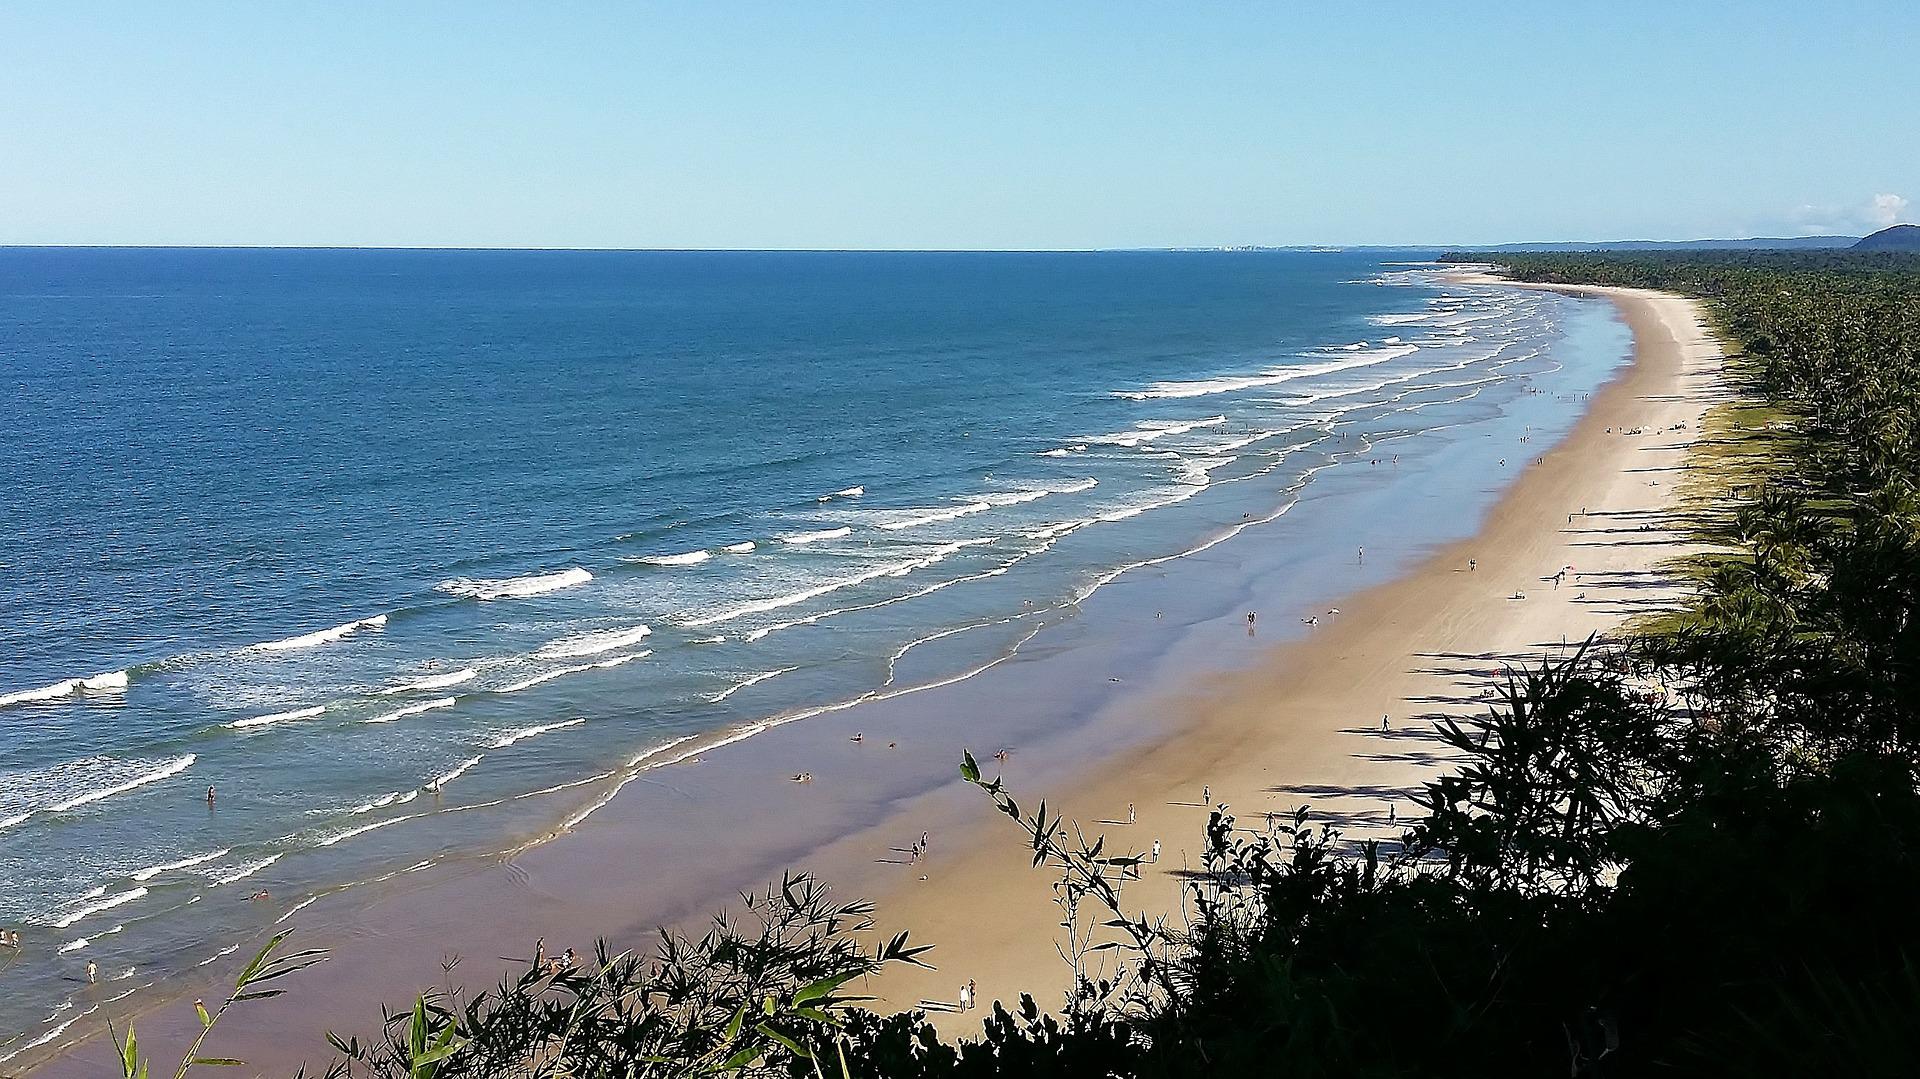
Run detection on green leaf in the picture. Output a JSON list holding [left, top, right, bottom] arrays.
[[960, 751, 980, 783], [189, 1059, 245, 1067], [194, 1002, 212, 1029], [792, 972, 856, 1006]]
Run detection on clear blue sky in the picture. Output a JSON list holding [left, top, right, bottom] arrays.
[[3, 2, 1914, 249]]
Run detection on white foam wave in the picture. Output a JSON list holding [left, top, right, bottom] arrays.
[[316, 814, 415, 848], [427, 756, 483, 791], [709, 667, 798, 703], [229, 705, 325, 730], [1113, 345, 1419, 401], [59, 938, 90, 953], [495, 664, 592, 693], [780, 526, 852, 545], [818, 485, 865, 501], [0, 669, 129, 708], [1370, 311, 1436, 325], [1084, 415, 1227, 445], [51, 887, 146, 929], [45, 755, 196, 815], [631, 549, 711, 566], [213, 854, 282, 885], [877, 500, 994, 531], [538, 624, 653, 659], [486, 718, 585, 749], [684, 539, 991, 628], [436, 567, 592, 601], [275, 895, 321, 924], [364, 696, 458, 724], [194, 943, 243, 968], [721, 541, 757, 553], [383, 668, 478, 694], [131, 848, 231, 881], [254, 614, 388, 652], [349, 791, 402, 814]]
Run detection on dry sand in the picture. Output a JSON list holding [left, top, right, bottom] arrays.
[[860, 279, 1725, 1025]]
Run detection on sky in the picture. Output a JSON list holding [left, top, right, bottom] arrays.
[[1, 2, 1915, 249]]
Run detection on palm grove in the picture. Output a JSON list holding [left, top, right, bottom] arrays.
[[109, 250, 1920, 1078]]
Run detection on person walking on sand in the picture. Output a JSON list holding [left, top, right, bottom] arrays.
[[968, 979, 977, 1011], [1468, 558, 1476, 572], [86, 960, 97, 983], [1151, 839, 1161, 863], [1127, 802, 1135, 824], [1201, 785, 1209, 805], [1382, 713, 1390, 731]]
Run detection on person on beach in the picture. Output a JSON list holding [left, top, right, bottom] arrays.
[[1151, 839, 1161, 863], [1201, 785, 1209, 804], [87, 960, 97, 983], [1382, 713, 1390, 731], [967, 979, 977, 1011], [1127, 802, 1135, 824], [1357, 545, 1364, 565], [1246, 610, 1256, 631], [206, 784, 216, 806], [1468, 558, 1476, 571]]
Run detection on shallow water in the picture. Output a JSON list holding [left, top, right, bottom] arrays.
[[0, 250, 1626, 1058]]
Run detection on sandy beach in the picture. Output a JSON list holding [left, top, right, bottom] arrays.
[[19, 277, 1722, 1076], [858, 278, 1725, 1025]]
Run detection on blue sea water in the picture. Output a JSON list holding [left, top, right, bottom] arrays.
[[0, 249, 1625, 1057]]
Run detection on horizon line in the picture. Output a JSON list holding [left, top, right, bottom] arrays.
[[0, 234, 1871, 255]]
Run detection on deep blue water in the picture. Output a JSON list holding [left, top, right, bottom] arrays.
[[0, 249, 1624, 1057]]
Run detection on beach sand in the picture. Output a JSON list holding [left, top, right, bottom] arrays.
[[21, 278, 1722, 1075], [857, 279, 1725, 1026]]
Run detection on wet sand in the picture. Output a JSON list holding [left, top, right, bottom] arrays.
[[22, 278, 1720, 1076], [859, 279, 1724, 1025]]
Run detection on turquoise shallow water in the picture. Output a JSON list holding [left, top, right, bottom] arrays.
[[0, 250, 1626, 1057]]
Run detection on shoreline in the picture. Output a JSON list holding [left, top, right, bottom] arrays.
[[856, 277, 1724, 1025], [16, 274, 1703, 1076]]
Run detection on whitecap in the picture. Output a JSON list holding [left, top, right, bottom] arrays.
[[426, 756, 483, 791], [229, 705, 325, 730], [721, 541, 757, 553], [382, 668, 478, 694], [363, 696, 458, 724], [131, 848, 231, 881], [630, 549, 711, 566], [436, 568, 592, 601], [0, 669, 128, 709], [538, 625, 652, 659], [212, 854, 282, 886], [46, 755, 196, 814], [779, 527, 852, 545], [817, 485, 865, 502], [486, 718, 585, 749], [51, 887, 147, 929], [709, 667, 798, 703], [682, 539, 991, 627], [254, 614, 388, 652]]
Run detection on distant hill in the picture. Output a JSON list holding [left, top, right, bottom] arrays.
[[1854, 224, 1920, 250], [1469, 235, 1860, 253]]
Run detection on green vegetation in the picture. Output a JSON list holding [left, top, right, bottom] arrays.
[[107, 251, 1920, 1077]]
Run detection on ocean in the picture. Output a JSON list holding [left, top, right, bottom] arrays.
[[0, 249, 1628, 1059]]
